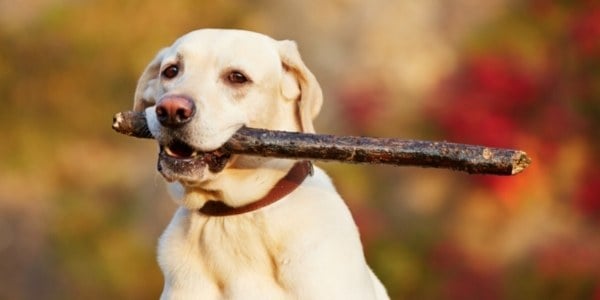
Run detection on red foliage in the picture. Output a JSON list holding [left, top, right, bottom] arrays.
[[575, 167, 600, 219], [571, 7, 600, 56], [428, 48, 600, 212], [335, 81, 388, 134], [429, 55, 543, 148], [429, 0, 600, 155], [352, 203, 390, 246], [429, 241, 502, 300], [534, 240, 600, 278]]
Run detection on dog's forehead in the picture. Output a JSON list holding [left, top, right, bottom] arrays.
[[177, 29, 275, 44], [168, 29, 281, 69]]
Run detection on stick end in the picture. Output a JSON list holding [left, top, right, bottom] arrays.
[[112, 112, 123, 128], [511, 151, 532, 175], [112, 112, 130, 135], [112, 110, 155, 139]]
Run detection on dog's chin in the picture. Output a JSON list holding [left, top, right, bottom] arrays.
[[157, 139, 231, 186]]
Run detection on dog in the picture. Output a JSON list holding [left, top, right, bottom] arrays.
[[133, 29, 389, 299]]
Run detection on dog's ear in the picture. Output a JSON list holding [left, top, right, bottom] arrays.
[[278, 40, 323, 133], [133, 48, 168, 112]]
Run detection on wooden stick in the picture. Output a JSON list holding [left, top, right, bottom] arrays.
[[112, 111, 531, 175]]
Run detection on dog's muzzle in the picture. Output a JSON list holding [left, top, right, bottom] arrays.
[[153, 95, 232, 182]]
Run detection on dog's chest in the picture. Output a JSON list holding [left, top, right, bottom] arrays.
[[158, 209, 292, 296]]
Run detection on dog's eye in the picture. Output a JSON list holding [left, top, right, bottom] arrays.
[[162, 65, 179, 79], [227, 71, 249, 84]]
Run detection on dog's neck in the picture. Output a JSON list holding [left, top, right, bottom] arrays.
[[175, 158, 309, 212], [198, 160, 312, 216]]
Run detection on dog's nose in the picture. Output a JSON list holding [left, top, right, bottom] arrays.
[[155, 96, 196, 128]]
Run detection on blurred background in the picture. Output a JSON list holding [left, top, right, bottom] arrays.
[[1, 0, 599, 299]]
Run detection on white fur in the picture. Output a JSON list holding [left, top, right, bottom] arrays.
[[133, 29, 388, 299]]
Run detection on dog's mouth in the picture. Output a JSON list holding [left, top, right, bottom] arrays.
[[163, 139, 202, 159], [158, 139, 231, 181]]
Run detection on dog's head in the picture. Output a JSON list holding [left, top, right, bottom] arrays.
[[133, 29, 322, 185]]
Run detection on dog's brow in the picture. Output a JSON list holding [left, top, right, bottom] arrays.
[[161, 52, 183, 68]]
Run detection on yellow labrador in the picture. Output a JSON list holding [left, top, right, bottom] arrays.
[[133, 29, 388, 299]]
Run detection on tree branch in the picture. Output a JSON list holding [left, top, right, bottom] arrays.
[[112, 111, 531, 175]]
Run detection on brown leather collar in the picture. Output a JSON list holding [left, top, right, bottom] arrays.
[[199, 161, 313, 217]]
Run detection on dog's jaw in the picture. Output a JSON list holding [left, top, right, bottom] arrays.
[[157, 148, 231, 183]]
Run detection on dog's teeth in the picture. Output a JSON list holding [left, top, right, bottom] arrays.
[[165, 147, 175, 157], [164, 145, 201, 159]]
